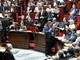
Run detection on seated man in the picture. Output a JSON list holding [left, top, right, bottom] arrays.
[[68, 12, 76, 22], [26, 17, 34, 25], [4, 43, 15, 60]]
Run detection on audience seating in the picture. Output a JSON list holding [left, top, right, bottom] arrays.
[[66, 1, 71, 12], [77, 2, 80, 8]]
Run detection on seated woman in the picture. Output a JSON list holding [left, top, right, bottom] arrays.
[[9, 22, 18, 30], [26, 17, 34, 25], [69, 20, 76, 30], [20, 21, 27, 31]]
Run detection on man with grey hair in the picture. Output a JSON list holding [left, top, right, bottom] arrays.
[[51, 17, 60, 27], [4, 43, 15, 60]]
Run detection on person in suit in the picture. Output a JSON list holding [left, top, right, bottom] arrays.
[[26, 12, 31, 19], [59, 1, 68, 13], [60, 17, 68, 29], [51, 23, 58, 36], [29, 0, 35, 6], [4, 43, 15, 60], [51, 0, 60, 7], [1, 3, 7, 12], [68, 12, 76, 22], [72, 30, 80, 50], [26, 17, 34, 25], [1, 15, 10, 43], [0, 18, 2, 31], [34, 3, 41, 12], [0, 0, 3, 7], [36, 0, 44, 6], [14, 0, 20, 7], [43, 0, 51, 6], [63, 27, 72, 41], [69, 28, 77, 43], [43, 21, 53, 57], [69, 4, 78, 15], [38, 7, 48, 32], [46, 4, 54, 13], [9, 3, 17, 13], [9, 22, 18, 30], [18, 15, 26, 25], [51, 17, 60, 27], [47, 10, 54, 21], [53, 4, 60, 18], [25, 3, 33, 13]]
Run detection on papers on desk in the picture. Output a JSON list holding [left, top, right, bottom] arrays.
[[24, 31, 32, 32], [39, 32, 45, 34], [0, 13, 3, 18], [57, 37, 63, 40], [64, 44, 72, 47]]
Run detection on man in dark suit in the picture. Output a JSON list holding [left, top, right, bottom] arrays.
[[43, 0, 51, 6], [14, 0, 20, 7], [51, 0, 60, 7], [69, 29, 77, 43], [26, 17, 34, 25], [4, 43, 15, 60], [1, 15, 10, 43], [38, 7, 48, 32], [60, 17, 68, 29], [1, 4, 7, 12], [68, 12, 76, 22]]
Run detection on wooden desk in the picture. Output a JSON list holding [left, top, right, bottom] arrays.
[[34, 33, 64, 52], [8, 31, 30, 49], [0, 32, 1, 44]]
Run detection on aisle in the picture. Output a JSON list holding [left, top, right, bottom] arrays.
[[11, 48, 47, 60]]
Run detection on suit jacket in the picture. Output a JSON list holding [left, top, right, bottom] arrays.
[[25, 6, 33, 12], [2, 18, 9, 28], [60, 22, 68, 28], [26, 20, 34, 25], [18, 20, 26, 25], [43, 26, 52, 42], [10, 25, 18, 30], [64, 31, 72, 40], [69, 33, 77, 43], [51, 27, 58, 36], [68, 16, 76, 22], [0, 2, 3, 7], [9, 7, 17, 13], [51, 22, 60, 27], [14, 1, 20, 7], [1, 7, 7, 12], [52, 1, 60, 7], [4, 49, 15, 60], [43, 1, 50, 6], [69, 8, 78, 14], [47, 12, 54, 21], [29, 1, 35, 6]]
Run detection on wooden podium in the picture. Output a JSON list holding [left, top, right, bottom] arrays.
[[9, 31, 30, 49], [34, 33, 64, 52]]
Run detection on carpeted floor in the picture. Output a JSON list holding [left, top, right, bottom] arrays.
[[11, 48, 48, 60]]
